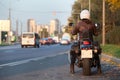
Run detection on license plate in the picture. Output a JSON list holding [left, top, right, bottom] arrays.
[[81, 50, 93, 58], [27, 41, 29, 43]]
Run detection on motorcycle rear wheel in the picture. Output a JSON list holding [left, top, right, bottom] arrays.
[[83, 58, 91, 76]]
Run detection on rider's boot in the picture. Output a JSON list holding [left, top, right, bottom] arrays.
[[95, 54, 102, 74], [70, 64, 75, 74], [97, 65, 102, 74]]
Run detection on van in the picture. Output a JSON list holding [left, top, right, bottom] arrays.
[[21, 32, 40, 48]]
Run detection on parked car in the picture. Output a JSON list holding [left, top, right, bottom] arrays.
[[60, 39, 70, 45], [47, 38, 56, 44], [40, 38, 49, 45]]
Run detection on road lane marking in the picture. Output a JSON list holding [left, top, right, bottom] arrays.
[[4, 50, 15, 53], [0, 51, 69, 68]]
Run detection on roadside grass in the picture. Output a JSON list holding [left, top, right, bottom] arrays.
[[0, 43, 10, 46], [101, 44, 120, 58]]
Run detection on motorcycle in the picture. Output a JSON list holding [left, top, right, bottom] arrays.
[[68, 38, 102, 76], [68, 23, 102, 76]]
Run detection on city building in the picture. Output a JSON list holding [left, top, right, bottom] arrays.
[[27, 18, 61, 38], [0, 20, 10, 32], [49, 19, 60, 36], [27, 19, 36, 32], [0, 20, 10, 44]]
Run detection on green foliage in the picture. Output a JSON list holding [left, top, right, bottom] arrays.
[[106, 0, 120, 12], [54, 30, 58, 36], [72, 0, 103, 24], [71, 0, 120, 26], [71, 0, 120, 45], [0, 43, 9, 46], [72, 1, 81, 23], [106, 26, 120, 44], [101, 44, 120, 58], [96, 26, 120, 45]]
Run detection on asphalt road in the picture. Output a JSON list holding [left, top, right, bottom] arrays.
[[0, 44, 70, 77], [0, 44, 70, 64], [0, 44, 120, 80]]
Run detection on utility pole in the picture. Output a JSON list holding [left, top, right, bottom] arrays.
[[58, 21, 61, 38], [21, 22, 22, 36], [102, 0, 105, 46], [8, 7, 12, 44], [16, 20, 18, 42], [89, 0, 91, 16], [9, 8, 11, 31]]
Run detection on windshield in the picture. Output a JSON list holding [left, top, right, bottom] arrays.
[[23, 34, 33, 38]]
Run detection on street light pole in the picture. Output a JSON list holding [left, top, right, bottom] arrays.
[[102, 0, 105, 46], [9, 8, 11, 31], [16, 20, 18, 42], [89, 0, 91, 16], [8, 4, 12, 44], [21, 21, 22, 36]]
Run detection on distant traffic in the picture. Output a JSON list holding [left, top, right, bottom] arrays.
[[20, 32, 72, 48]]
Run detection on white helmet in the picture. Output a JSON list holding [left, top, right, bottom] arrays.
[[80, 9, 90, 20]]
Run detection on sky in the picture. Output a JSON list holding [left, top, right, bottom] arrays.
[[0, 0, 74, 34]]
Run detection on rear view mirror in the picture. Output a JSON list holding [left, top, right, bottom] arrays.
[[69, 23, 74, 27], [95, 23, 101, 30]]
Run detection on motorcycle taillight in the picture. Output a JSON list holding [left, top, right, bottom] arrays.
[[83, 41, 90, 45]]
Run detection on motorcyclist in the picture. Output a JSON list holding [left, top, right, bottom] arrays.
[[70, 9, 101, 74], [72, 9, 98, 41]]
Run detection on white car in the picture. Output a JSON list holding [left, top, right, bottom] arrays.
[[60, 39, 70, 45]]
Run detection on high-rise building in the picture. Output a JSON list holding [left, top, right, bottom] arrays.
[[27, 19, 36, 32], [36, 25, 41, 34], [49, 19, 60, 36]]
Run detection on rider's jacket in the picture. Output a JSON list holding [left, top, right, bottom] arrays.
[[72, 19, 98, 41]]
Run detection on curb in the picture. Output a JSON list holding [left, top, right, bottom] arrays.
[[101, 54, 120, 65], [66, 51, 120, 65]]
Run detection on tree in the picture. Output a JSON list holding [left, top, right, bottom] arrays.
[[71, 0, 120, 28], [106, 0, 120, 27], [72, 0, 103, 23], [72, 1, 81, 23], [54, 30, 58, 36], [106, 0, 120, 12]]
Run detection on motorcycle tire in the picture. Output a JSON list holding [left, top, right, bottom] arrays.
[[83, 58, 91, 76]]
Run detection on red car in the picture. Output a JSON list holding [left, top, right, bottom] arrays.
[[47, 38, 56, 44], [40, 38, 49, 45]]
